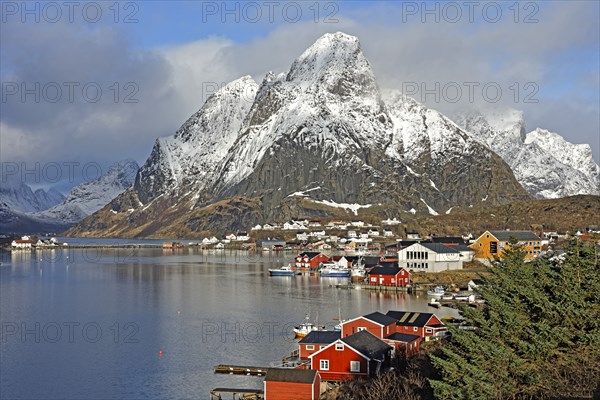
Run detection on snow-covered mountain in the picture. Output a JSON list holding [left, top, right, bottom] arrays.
[[0, 175, 65, 213], [34, 159, 139, 223], [71, 33, 529, 237], [453, 109, 600, 198], [0, 160, 138, 233]]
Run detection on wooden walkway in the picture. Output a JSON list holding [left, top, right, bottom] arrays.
[[209, 387, 263, 399], [214, 364, 269, 376]]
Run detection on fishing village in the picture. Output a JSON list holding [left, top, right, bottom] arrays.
[[43, 217, 585, 400], [5, 216, 600, 399]]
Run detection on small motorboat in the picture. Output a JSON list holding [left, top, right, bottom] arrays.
[[293, 314, 322, 338], [427, 286, 445, 299], [268, 264, 297, 276], [428, 298, 441, 308]]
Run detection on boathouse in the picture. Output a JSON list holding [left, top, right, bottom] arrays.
[[309, 330, 392, 381], [294, 252, 330, 269], [386, 311, 447, 341], [341, 312, 397, 339], [384, 333, 421, 357], [298, 331, 341, 359], [367, 266, 410, 287], [264, 368, 320, 400]]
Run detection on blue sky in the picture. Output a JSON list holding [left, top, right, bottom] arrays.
[[1, 0, 599, 190]]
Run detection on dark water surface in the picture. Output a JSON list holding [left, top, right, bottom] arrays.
[[0, 244, 458, 399]]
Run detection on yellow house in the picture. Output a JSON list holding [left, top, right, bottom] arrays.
[[470, 230, 542, 259]]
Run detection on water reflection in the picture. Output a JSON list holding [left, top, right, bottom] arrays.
[[1, 247, 460, 399]]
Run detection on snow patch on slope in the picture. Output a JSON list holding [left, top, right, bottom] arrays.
[[312, 199, 372, 215]]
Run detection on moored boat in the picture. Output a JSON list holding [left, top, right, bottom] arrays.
[[427, 285, 445, 299], [319, 263, 351, 277], [350, 266, 366, 281], [293, 314, 322, 338], [268, 264, 297, 276]]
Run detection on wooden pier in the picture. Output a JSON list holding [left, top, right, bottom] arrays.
[[214, 364, 269, 376], [209, 387, 263, 399], [334, 283, 409, 292]]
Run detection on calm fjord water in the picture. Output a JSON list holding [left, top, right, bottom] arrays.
[[0, 243, 456, 399]]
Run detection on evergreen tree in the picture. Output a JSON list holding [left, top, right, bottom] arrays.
[[429, 239, 600, 399]]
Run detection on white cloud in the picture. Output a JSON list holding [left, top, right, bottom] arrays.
[[1, 1, 598, 189]]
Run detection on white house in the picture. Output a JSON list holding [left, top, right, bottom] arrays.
[[382, 218, 401, 225], [455, 245, 475, 262], [251, 224, 262, 231], [383, 229, 394, 237], [235, 232, 250, 241], [348, 230, 357, 238], [209, 236, 219, 244], [350, 221, 365, 227], [11, 239, 34, 249], [398, 243, 463, 273], [225, 233, 237, 241], [297, 232, 309, 241], [406, 232, 421, 240], [262, 223, 276, 231], [359, 232, 369, 239], [368, 229, 380, 237], [284, 221, 305, 230], [310, 230, 326, 237]]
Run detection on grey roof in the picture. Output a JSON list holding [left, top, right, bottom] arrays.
[[397, 240, 419, 248], [386, 333, 421, 343], [265, 368, 317, 383], [386, 311, 438, 327], [378, 261, 399, 268], [341, 330, 391, 360], [362, 312, 398, 326], [299, 331, 341, 344], [430, 237, 466, 245], [368, 266, 402, 276], [454, 244, 475, 252], [420, 243, 459, 253], [488, 230, 540, 241]]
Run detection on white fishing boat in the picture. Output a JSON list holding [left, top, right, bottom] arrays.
[[427, 286, 445, 299], [293, 314, 322, 338], [268, 264, 297, 276], [319, 263, 351, 277]]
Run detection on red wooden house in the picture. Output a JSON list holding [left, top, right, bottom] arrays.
[[340, 312, 397, 339], [367, 266, 410, 287], [298, 331, 341, 359], [309, 330, 392, 381], [294, 252, 330, 270], [386, 311, 447, 341], [384, 333, 421, 357], [264, 368, 320, 400]]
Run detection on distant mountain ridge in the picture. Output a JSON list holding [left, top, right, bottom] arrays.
[[0, 176, 65, 213], [452, 109, 600, 198], [0, 160, 139, 234]]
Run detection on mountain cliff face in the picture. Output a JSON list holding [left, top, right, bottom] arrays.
[[453, 110, 600, 198], [69, 32, 530, 237]]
